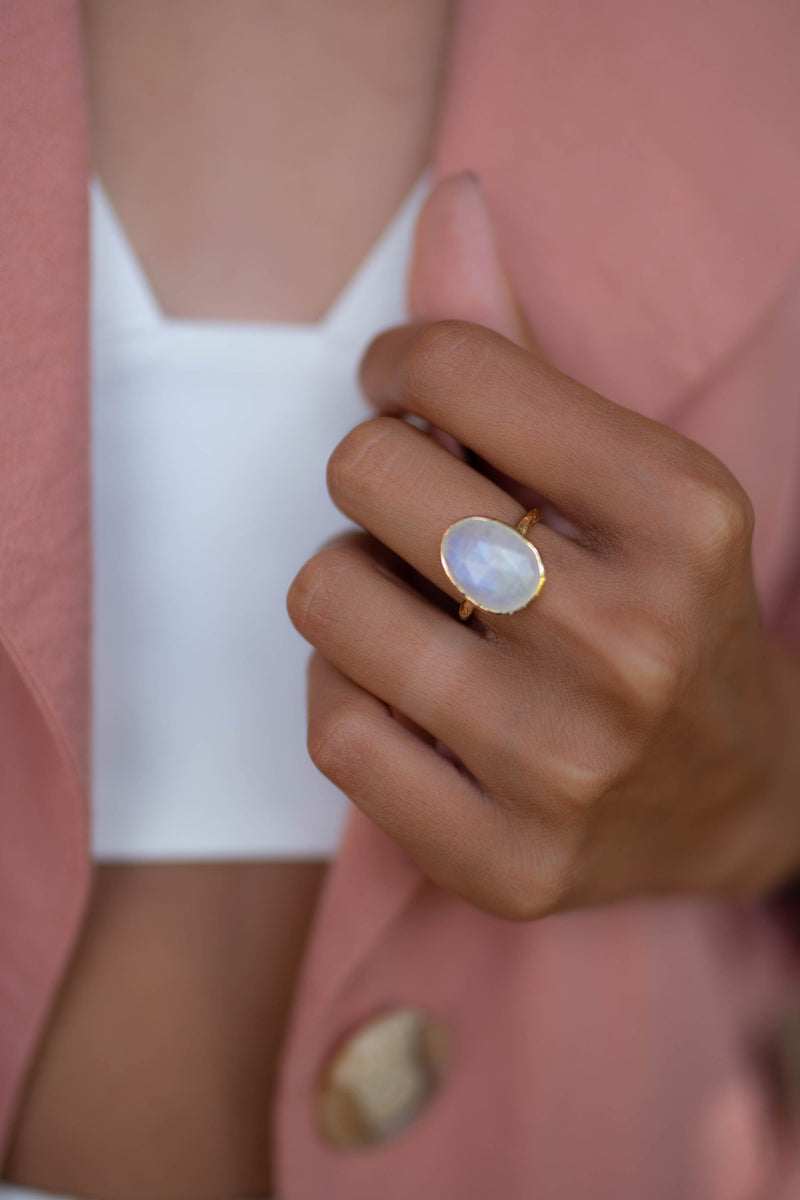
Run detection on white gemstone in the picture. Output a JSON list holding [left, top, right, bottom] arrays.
[[440, 516, 544, 614]]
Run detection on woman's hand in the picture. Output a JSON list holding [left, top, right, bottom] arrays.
[[286, 176, 800, 920]]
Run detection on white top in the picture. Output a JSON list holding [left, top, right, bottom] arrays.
[[89, 175, 429, 860]]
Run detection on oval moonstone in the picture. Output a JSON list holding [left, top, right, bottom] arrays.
[[440, 516, 544, 614]]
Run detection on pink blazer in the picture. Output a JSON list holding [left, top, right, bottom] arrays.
[[3, 3, 800, 1196]]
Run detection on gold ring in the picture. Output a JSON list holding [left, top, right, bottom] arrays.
[[440, 509, 546, 620]]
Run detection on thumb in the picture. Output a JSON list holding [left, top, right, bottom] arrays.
[[407, 171, 543, 355], [405, 172, 558, 527]]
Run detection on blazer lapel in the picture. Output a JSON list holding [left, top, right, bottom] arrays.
[[280, 808, 423, 1041], [435, 0, 800, 424], [0, 1, 91, 1146]]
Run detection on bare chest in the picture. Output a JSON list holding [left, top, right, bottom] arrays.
[[80, 0, 452, 322]]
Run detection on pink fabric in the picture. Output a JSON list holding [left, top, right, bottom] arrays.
[[2, 1, 800, 1197], [0, 0, 92, 1156]]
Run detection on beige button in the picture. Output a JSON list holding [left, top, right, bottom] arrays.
[[316, 1006, 451, 1149]]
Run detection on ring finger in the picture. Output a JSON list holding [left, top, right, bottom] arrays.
[[326, 413, 604, 644]]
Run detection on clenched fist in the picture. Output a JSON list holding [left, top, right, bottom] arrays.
[[287, 174, 800, 920]]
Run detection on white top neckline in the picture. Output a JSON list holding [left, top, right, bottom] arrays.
[[90, 172, 430, 343], [89, 170, 431, 861]]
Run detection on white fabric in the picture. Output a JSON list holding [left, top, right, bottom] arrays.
[[89, 173, 428, 859]]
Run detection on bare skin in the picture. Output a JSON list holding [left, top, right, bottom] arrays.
[[2, 2, 452, 1197], [80, 0, 453, 324]]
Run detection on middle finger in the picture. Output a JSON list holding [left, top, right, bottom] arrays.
[[287, 532, 522, 783]]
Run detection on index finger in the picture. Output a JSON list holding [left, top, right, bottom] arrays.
[[359, 319, 692, 547]]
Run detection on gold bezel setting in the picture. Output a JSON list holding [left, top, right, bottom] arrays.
[[439, 510, 545, 620]]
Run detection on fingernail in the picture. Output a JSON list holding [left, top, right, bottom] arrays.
[[459, 169, 484, 193]]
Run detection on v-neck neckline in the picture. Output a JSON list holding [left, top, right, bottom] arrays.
[[89, 172, 430, 343]]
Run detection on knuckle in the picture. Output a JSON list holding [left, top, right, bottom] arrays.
[[481, 816, 571, 921], [612, 622, 683, 716], [286, 548, 350, 639], [490, 860, 565, 922], [478, 867, 543, 922], [400, 320, 491, 402], [484, 888, 541, 923], [307, 707, 370, 787], [681, 468, 755, 566], [552, 755, 619, 810], [327, 417, 401, 505]]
